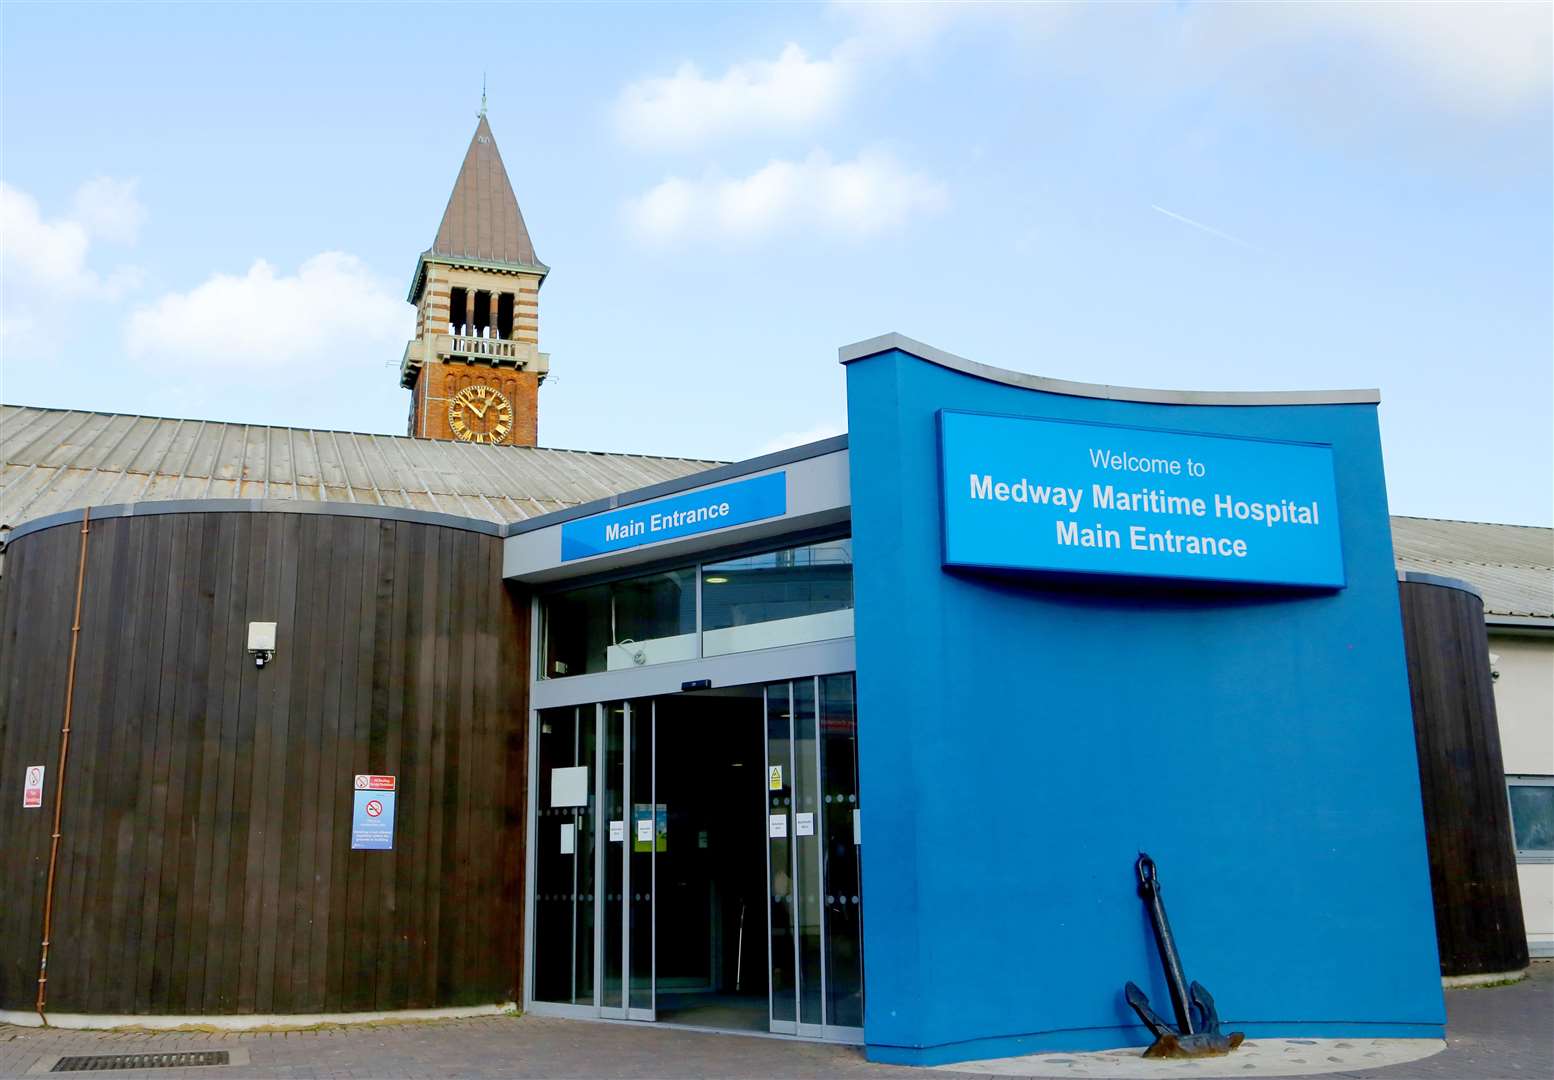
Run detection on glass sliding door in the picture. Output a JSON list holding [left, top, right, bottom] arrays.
[[533, 700, 655, 1020], [601, 703, 626, 1016], [765, 683, 797, 1034], [819, 675, 864, 1036], [627, 698, 656, 1019], [600, 698, 656, 1021], [533, 706, 597, 1007], [763, 676, 864, 1040], [533, 676, 859, 1041]]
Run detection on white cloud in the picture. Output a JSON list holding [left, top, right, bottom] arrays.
[[71, 177, 146, 245], [626, 149, 946, 243], [617, 43, 848, 150], [840, 1, 1551, 122], [125, 252, 407, 370], [1202, 2, 1552, 118], [1, 178, 146, 358], [2, 183, 90, 288]]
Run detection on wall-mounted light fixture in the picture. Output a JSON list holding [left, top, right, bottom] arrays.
[[248, 622, 277, 668]]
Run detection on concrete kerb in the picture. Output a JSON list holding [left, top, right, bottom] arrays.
[[0, 1003, 517, 1032]]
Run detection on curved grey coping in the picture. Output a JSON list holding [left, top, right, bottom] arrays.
[[1397, 568, 1485, 601], [3, 497, 505, 545], [2, 436, 852, 548], [839, 332, 1381, 406]]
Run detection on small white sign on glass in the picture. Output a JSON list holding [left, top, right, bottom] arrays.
[[550, 766, 589, 807], [769, 813, 788, 839], [795, 812, 814, 837]]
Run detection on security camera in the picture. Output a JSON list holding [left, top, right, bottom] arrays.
[[248, 622, 277, 670]]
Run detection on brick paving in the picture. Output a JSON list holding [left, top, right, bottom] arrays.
[[1, 961, 1547, 1079]]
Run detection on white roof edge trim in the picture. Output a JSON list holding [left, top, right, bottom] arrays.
[[838, 333, 1382, 407]]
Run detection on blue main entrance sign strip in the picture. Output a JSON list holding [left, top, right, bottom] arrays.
[[560, 471, 787, 561], [939, 410, 1345, 587]]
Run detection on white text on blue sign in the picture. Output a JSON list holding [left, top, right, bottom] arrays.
[[940, 412, 1344, 587], [560, 472, 787, 561]]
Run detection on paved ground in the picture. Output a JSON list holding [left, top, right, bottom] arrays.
[[0, 962, 1547, 1079]]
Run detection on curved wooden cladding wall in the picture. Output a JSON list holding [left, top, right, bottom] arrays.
[[0, 508, 529, 1016], [1398, 577, 1529, 977]]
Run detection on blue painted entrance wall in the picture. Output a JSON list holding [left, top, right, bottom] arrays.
[[844, 346, 1443, 1065]]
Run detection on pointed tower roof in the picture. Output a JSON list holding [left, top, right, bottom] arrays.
[[429, 115, 544, 270]]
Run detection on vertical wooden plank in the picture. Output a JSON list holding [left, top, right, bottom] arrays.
[[155, 514, 209, 1009], [134, 514, 190, 1012], [274, 516, 323, 1013], [1401, 580, 1529, 978], [374, 521, 414, 1011], [342, 518, 388, 1010], [183, 513, 236, 1013], [320, 517, 365, 1010], [440, 531, 478, 1001], [80, 517, 140, 1013], [418, 526, 454, 1005], [112, 516, 169, 1014], [211, 512, 257, 1012], [255, 512, 301, 1013], [237, 512, 285, 1013], [399, 521, 437, 1006]]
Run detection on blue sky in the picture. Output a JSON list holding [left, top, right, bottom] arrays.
[[2, 1, 1549, 525]]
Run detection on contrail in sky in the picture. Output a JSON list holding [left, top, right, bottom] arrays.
[[1150, 204, 1254, 250]]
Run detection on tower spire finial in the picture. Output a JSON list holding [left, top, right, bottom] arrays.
[[479, 73, 487, 119]]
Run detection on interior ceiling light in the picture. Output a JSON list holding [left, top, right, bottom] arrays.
[[704, 575, 729, 584]]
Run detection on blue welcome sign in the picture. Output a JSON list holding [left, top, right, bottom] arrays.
[[561, 472, 787, 562], [939, 411, 1344, 587]]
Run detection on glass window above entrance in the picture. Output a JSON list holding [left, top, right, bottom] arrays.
[[539, 538, 852, 680], [702, 540, 853, 657], [542, 568, 697, 677]]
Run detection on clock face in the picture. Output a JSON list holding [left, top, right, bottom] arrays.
[[448, 384, 514, 444]]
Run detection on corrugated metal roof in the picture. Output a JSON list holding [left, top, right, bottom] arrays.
[[5, 404, 1549, 620], [1, 405, 721, 530], [1392, 516, 1553, 620]]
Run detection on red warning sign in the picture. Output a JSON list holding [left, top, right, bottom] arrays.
[[354, 774, 396, 791], [23, 765, 45, 809], [364, 799, 384, 818]]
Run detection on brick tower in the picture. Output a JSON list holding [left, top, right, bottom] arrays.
[[401, 107, 549, 445]]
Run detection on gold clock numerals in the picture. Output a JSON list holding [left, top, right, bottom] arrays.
[[448, 384, 514, 444]]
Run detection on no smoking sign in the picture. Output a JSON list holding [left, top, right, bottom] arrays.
[[350, 775, 396, 851], [23, 765, 45, 809]]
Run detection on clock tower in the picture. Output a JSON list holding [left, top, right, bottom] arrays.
[[401, 108, 549, 446]]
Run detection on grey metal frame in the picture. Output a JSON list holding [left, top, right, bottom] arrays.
[[1506, 774, 1554, 864], [838, 331, 1382, 406], [522, 596, 860, 1041], [527, 698, 659, 1023], [761, 677, 862, 1043]]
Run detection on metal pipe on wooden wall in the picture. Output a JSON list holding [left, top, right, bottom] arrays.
[[35, 506, 90, 1023]]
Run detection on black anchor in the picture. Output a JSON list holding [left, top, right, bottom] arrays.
[[1123, 853, 1245, 1058]]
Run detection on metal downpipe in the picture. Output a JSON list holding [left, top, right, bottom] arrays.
[[35, 506, 90, 1025]]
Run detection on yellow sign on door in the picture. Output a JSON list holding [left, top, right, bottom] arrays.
[[768, 765, 783, 791]]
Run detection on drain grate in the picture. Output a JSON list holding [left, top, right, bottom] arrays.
[[51, 1051, 230, 1072]]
